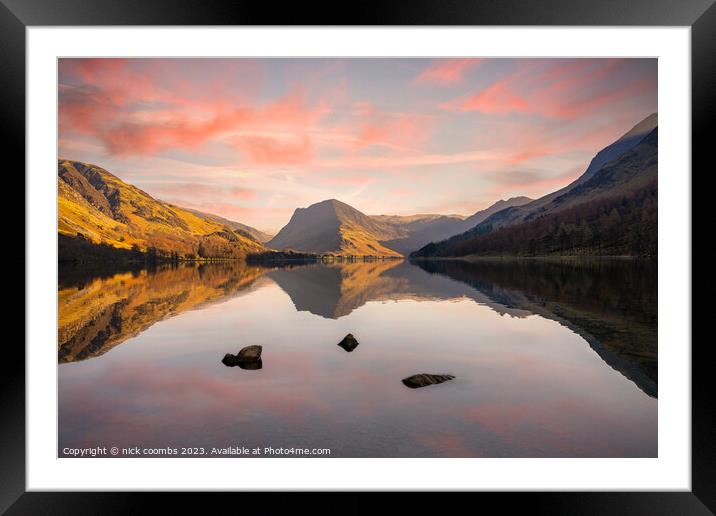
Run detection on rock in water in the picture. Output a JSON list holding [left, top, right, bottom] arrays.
[[401, 374, 455, 389], [239, 359, 263, 370], [222, 353, 239, 367], [237, 345, 262, 362], [222, 345, 263, 367], [337, 333, 359, 352]]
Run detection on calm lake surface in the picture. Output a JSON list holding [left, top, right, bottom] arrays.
[[58, 258, 657, 457]]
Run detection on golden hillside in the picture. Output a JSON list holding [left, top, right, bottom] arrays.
[[267, 199, 404, 257], [58, 160, 266, 260]]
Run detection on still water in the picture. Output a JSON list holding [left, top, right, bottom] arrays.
[[58, 259, 657, 457]]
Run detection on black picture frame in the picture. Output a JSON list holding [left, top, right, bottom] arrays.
[[5, 0, 708, 513]]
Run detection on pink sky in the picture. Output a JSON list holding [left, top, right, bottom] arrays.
[[59, 58, 657, 233]]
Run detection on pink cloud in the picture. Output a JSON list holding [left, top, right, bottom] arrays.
[[57, 58, 657, 230], [416, 58, 482, 85], [443, 59, 648, 120], [231, 134, 314, 166], [59, 59, 331, 158], [229, 187, 256, 200], [347, 102, 432, 152], [456, 81, 528, 114], [100, 108, 256, 155]]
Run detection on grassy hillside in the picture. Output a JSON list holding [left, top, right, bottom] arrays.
[[58, 160, 266, 261]]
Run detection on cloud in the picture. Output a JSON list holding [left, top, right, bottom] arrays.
[[313, 149, 506, 170], [443, 59, 651, 120], [58, 58, 657, 230], [59, 59, 331, 157], [347, 102, 432, 152], [416, 58, 482, 85], [231, 134, 314, 166], [229, 187, 256, 200], [455, 81, 528, 114]]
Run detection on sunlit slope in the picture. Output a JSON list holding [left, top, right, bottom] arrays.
[[267, 199, 403, 257], [58, 160, 266, 259]]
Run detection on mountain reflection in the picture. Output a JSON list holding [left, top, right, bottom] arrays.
[[58, 262, 266, 363], [58, 258, 656, 397], [268, 260, 532, 319], [412, 258, 657, 397]]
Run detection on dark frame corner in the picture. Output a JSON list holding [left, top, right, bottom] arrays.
[[6, 0, 710, 514]]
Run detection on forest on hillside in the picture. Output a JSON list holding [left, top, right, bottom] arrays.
[[412, 179, 657, 258]]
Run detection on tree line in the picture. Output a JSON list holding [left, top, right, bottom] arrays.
[[413, 179, 657, 258]]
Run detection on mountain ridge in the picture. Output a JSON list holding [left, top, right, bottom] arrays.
[[412, 115, 658, 258], [181, 207, 273, 243], [483, 112, 658, 232]]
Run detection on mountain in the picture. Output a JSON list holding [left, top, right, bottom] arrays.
[[452, 196, 534, 235], [412, 114, 658, 258], [267, 199, 404, 257], [58, 159, 267, 261], [490, 113, 659, 230], [459, 196, 533, 231], [183, 208, 273, 243], [371, 196, 532, 255], [267, 197, 535, 257], [368, 213, 465, 255]]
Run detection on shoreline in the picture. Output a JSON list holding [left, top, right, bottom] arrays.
[[410, 254, 656, 263]]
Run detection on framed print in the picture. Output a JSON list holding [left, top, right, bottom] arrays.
[[7, 0, 710, 513]]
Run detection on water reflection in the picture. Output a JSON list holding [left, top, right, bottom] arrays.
[[58, 262, 266, 363], [59, 259, 656, 396], [412, 258, 658, 397], [58, 258, 657, 457]]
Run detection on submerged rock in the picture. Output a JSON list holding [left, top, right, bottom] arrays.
[[222, 345, 263, 368], [337, 333, 359, 352], [401, 374, 455, 389]]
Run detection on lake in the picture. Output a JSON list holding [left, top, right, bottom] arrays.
[[58, 258, 657, 457]]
